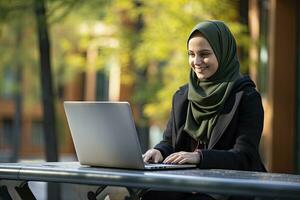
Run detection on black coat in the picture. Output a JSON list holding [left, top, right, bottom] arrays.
[[155, 76, 266, 172]]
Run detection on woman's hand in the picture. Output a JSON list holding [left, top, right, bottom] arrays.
[[163, 151, 200, 165], [143, 149, 163, 163]]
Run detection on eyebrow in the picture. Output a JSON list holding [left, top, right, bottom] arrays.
[[188, 49, 212, 53]]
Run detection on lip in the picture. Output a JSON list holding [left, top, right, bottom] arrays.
[[194, 66, 208, 72], [195, 67, 207, 70], [194, 65, 208, 69]]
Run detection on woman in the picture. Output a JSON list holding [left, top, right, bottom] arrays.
[[143, 20, 266, 200]]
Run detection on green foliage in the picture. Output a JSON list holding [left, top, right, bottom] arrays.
[[102, 0, 249, 126], [0, 0, 249, 128], [0, 0, 110, 105], [0, 6, 40, 106]]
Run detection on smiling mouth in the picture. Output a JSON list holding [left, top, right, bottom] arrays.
[[194, 65, 208, 72], [195, 64, 208, 69]]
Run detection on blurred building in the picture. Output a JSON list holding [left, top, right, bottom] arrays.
[[0, 0, 299, 173]]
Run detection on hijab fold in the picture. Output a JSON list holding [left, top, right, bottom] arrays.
[[183, 20, 240, 142]]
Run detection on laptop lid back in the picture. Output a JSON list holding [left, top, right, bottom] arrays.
[[64, 101, 145, 169]]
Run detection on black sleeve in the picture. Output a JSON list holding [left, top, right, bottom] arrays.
[[199, 89, 264, 171]]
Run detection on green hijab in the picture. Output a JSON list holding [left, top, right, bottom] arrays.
[[183, 20, 240, 142]]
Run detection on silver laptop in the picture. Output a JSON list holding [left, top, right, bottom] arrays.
[[64, 101, 196, 170]]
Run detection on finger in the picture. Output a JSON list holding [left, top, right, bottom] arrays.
[[164, 151, 187, 163], [172, 155, 185, 164], [154, 152, 163, 163], [163, 157, 172, 163], [163, 154, 176, 163], [178, 158, 189, 164], [143, 153, 152, 163], [164, 153, 180, 163], [154, 155, 160, 163]]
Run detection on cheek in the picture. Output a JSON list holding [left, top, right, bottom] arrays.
[[212, 58, 219, 71], [203, 58, 209, 63], [188, 57, 194, 67], [210, 63, 219, 75], [206, 56, 219, 71]]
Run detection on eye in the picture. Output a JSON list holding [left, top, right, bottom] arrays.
[[201, 52, 210, 56], [200, 52, 210, 58], [188, 51, 195, 57]]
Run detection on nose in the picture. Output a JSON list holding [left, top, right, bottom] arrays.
[[194, 55, 203, 65]]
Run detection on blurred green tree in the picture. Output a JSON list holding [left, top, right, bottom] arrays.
[[0, 1, 107, 199], [0, 0, 109, 156], [0, 0, 249, 152], [103, 0, 249, 127]]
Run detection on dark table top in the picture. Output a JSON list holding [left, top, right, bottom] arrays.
[[0, 161, 300, 198]]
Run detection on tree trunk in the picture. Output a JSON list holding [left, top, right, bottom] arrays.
[[34, 0, 60, 199], [10, 20, 23, 163]]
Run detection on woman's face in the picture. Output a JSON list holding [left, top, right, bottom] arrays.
[[188, 33, 219, 80]]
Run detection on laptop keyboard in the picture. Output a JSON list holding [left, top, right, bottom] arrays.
[[144, 162, 196, 170]]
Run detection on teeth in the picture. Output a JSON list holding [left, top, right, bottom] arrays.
[[195, 66, 208, 70]]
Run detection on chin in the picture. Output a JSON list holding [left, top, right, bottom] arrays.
[[196, 73, 205, 80]]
